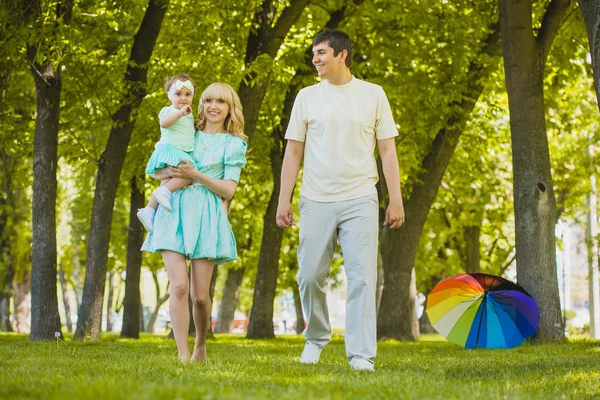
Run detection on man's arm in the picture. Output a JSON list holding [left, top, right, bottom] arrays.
[[276, 140, 305, 228], [378, 137, 405, 228]]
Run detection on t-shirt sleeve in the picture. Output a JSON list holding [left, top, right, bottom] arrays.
[[158, 106, 173, 119], [223, 137, 248, 182], [284, 89, 308, 142], [374, 87, 398, 140]]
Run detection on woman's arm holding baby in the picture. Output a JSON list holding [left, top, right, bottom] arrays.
[[168, 160, 238, 200]]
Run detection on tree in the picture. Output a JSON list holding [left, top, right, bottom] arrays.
[[498, 0, 571, 341], [121, 176, 145, 338], [241, 0, 311, 339], [577, 0, 600, 111], [21, 0, 74, 341], [75, 0, 169, 340], [377, 3, 502, 340], [246, 0, 366, 340]]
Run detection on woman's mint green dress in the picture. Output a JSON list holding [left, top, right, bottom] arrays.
[[141, 130, 247, 264]]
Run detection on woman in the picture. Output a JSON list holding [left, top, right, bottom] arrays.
[[142, 82, 248, 363]]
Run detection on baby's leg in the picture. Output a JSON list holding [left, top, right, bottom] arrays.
[[137, 179, 172, 231], [146, 178, 171, 210], [165, 177, 194, 192]]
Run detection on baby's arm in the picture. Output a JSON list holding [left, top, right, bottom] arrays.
[[160, 106, 192, 128]]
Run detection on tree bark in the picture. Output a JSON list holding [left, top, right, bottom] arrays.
[[58, 264, 72, 332], [207, 265, 218, 337], [22, 0, 74, 341], [377, 25, 502, 341], [13, 272, 31, 333], [292, 280, 304, 335], [464, 225, 481, 273], [145, 271, 169, 333], [105, 272, 115, 332], [139, 302, 145, 333], [121, 176, 145, 338], [75, 0, 169, 340], [577, 0, 600, 112], [246, 0, 364, 340], [0, 186, 15, 332], [237, 0, 311, 145], [216, 267, 244, 333], [244, 0, 311, 340], [499, 0, 569, 341]]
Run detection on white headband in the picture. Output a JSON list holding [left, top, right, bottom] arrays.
[[168, 80, 194, 101]]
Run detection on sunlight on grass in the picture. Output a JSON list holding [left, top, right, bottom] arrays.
[[1, 333, 599, 399]]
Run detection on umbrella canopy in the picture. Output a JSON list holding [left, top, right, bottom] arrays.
[[426, 273, 540, 349]]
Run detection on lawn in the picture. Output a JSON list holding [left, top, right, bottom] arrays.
[[1, 333, 599, 399]]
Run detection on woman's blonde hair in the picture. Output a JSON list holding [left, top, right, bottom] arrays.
[[196, 82, 247, 141]]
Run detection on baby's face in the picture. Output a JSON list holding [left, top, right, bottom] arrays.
[[170, 87, 194, 110]]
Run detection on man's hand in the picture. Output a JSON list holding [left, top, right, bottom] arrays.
[[384, 198, 405, 229], [168, 159, 196, 180], [276, 200, 295, 229]]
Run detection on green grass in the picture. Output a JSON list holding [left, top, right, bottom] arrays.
[[1, 333, 599, 399]]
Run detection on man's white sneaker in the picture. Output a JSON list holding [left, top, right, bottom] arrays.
[[350, 357, 375, 371], [299, 342, 323, 364], [153, 186, 172, 211], [137, 207, 155, 232]]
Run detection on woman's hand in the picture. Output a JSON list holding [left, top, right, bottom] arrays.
[[168, 160, 198, 180]]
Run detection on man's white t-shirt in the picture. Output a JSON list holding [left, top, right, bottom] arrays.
[[285, 76, 398, 202]]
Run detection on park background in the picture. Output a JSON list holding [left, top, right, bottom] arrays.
[[1, 0, 600, 398]]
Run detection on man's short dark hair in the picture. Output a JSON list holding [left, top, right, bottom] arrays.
[[313, 29, 353, 69]]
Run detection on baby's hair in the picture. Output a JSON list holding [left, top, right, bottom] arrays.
[[164, 74, 196, 93], [196, 82, 247, 142]]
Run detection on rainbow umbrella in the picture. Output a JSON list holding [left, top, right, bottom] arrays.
[[425, 273, 540, 349]]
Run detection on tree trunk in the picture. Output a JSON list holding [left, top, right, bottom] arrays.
[[499, 0, 569, 341], [13, 272, 31, 333], [587, 156, 600, 339], [145, 271, 169, 333], [0, 294, 12, 332], [0, 176, 15, 333], [247, 179, 283, 339], [292, 280, 304, 335], [75, 0, 169, 340], [216, 267, 244, 333], [577, 0, 600, 112], [237, 0, 311, 145], [207, 265, 218, 337], [21, 0, 73, 343], [105, 272, 115, 332], [72, 252, 83, 314], [121, 176, 145, 338], [58, 264, 72, 332], [246, 0, 362, 340], [376, 267, 384, 315], [464, 225, 481, 273], [139, 302, 145, 333], [377, 26, 502, 341]]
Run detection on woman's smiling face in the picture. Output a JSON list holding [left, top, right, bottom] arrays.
[[202, 97, 230, 126]]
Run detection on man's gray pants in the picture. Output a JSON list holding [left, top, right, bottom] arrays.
[[297, 194, 378, 362]]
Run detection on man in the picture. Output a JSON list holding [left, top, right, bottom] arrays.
[[276, 29, 405, 371]]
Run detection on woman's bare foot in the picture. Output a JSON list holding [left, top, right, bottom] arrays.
[[190, 344, 206, 363], [178, 353, 191, 363]]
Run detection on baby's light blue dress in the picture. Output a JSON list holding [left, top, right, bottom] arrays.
[[145, 105, 197, 174], [141, 130, 247, 264]]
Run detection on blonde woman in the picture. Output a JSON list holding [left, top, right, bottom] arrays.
[[142, 82, 248, 363]]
